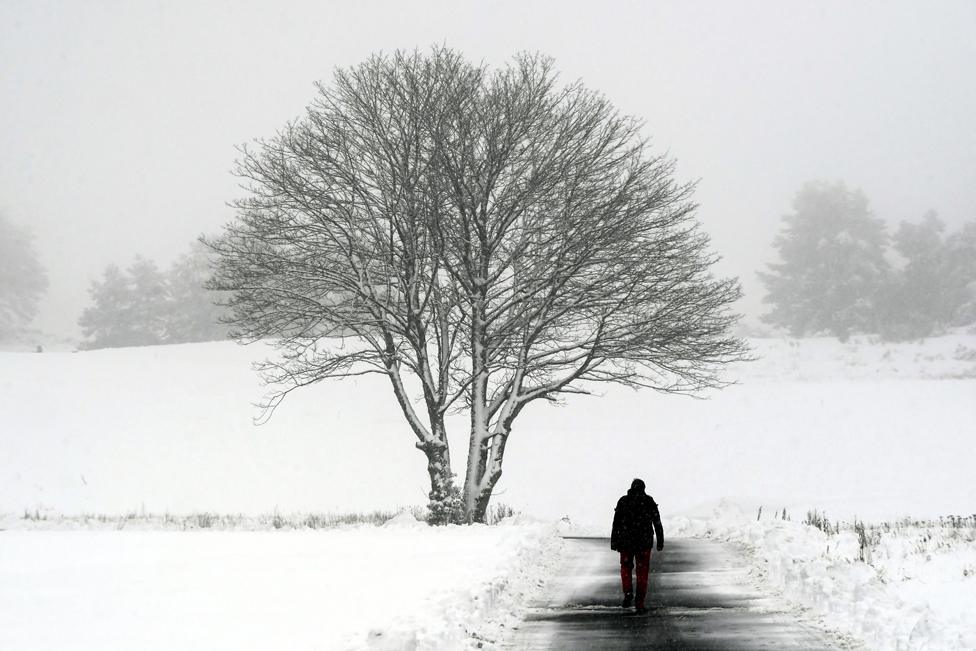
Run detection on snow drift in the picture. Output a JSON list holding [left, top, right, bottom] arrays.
[[670, 500, 976, 650]]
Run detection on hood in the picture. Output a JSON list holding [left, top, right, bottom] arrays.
[[627, 478, 646, 496]]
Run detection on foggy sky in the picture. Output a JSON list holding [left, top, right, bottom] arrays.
[[2, 0, 974, 339]]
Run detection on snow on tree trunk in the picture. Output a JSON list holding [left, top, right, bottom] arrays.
[[421, 431, 461, 525], [463, 291, 491, 523]]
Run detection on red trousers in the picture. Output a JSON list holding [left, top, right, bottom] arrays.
[[619, 550, 652, 608]]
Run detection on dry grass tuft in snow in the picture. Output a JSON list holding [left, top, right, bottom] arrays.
[[5, 507, 427, 531], [5, 502, 522, 531]]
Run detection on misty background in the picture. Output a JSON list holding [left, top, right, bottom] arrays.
[[2, 0, 975, 342]]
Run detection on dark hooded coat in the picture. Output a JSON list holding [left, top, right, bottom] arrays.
[[610, 483, 664, 552]]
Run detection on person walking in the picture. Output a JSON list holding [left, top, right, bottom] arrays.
[[610, 478, 664, 614]]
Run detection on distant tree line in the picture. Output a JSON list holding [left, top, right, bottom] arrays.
[[0, 212, 48, 343], [760, 181, 976, 341], [78, 241, 229, 349]]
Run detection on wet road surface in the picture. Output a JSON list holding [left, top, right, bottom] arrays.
[[505, 537, 845, 650]]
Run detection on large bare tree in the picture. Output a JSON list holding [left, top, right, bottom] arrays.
[[208, 48, 748, 523]]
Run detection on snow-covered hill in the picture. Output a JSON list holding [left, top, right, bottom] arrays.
[[1, 334, 973, 524]]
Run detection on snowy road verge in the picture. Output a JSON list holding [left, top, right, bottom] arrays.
[[668, 501, 976, 650], [0, 516, 564, 650]]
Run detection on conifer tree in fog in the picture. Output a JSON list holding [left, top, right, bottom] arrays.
[[0, 213, 48, 342], [944, 221, 976, 327], [78, 243, 227, 349], [759, 181, 889, 341], [166, 241, 229, 342], [881, 213, 976, 339], [79, 257, 168, 348], [208, 48, 747, 524]]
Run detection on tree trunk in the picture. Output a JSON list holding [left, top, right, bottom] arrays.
[[468, 467, 500, 523], [462, 377, 490, 522], [420, 432, 461, 525], [468, 429, 508, 523], [473, 484, 494, 523], [463, 290, 491, 523], [383, 350, 461, 524], [462, 434, 490, 522]]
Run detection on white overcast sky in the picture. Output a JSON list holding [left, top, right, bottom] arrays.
[[2, 0, 974, 338]]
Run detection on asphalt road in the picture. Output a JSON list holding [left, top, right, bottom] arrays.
[[505, 537, 846, 650]]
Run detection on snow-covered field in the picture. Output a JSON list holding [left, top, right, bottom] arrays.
[[1, 333, 974, 649], [0, 513, 564, 650], [2, 334, 973, 521]]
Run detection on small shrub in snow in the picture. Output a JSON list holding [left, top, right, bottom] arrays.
[[952, 345, 976, 361], [804, 509, 835, 534], [942, 514, 976, 530], [486, 503, 520, 525], [426, 480, 464, 526], [21, 509, 46, 522], [853, 519, 882, 563]]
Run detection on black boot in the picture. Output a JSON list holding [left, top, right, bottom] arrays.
[[622, 592, 633, 608]]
